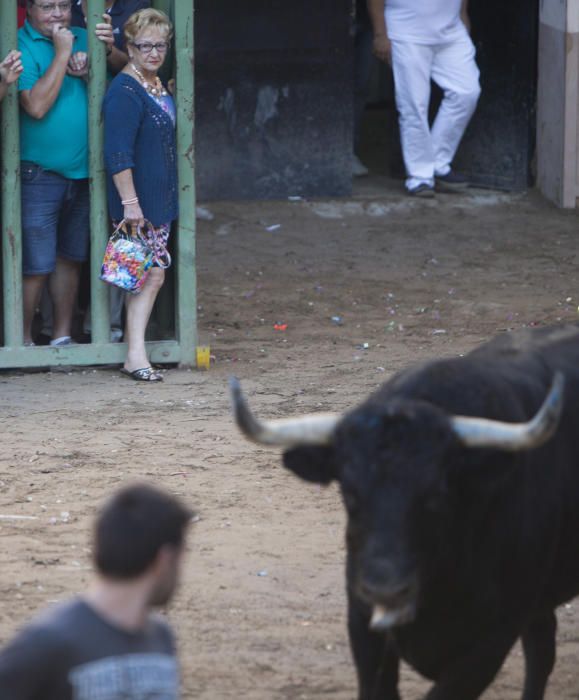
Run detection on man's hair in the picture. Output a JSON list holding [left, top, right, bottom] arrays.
[[94, 483, 193, 579]]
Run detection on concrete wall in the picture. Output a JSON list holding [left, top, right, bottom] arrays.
[[537, 0, 579, 207], [194, 0, 353, 201]]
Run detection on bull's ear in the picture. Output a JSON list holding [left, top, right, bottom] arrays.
[[282, 446, 336, 484]]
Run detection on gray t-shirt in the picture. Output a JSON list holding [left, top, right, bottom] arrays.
[[0, 598, 179, 700]]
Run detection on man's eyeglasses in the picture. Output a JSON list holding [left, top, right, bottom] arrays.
[[132, 42, 170, 55], [33, 1, 73, 13]]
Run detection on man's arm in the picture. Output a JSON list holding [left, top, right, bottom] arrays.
[[366, 0, 391, 64], [19, 24, 74, 119], [460, 0, 471, 33], [106, 44, 129, 74]]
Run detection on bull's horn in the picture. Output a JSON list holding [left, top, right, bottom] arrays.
[[451, 372, 564, 451], [230, 377, 340, 447]]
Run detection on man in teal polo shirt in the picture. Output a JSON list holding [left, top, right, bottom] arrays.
[[18, 0, 112, 346]]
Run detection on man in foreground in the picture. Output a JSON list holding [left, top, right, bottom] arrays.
[[0, 483, 193, 699]]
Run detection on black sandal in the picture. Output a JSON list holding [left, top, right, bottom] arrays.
[[120, 366, 163, 382]]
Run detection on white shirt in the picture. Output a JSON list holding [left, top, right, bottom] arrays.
[[386, 0, 467, 44]]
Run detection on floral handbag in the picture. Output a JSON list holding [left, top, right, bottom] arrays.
[[100, 220, 154, 294]]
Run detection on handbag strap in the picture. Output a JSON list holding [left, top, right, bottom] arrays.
[[137, 220, 172, 269], [112, 219, 171, 269]]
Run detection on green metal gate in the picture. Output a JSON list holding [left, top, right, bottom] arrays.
[[0, 0, 197, 368]]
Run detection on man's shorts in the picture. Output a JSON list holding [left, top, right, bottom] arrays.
[[21, 162, 90, 275]]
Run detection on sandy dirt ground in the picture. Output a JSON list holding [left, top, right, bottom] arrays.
[[1, 177, 579, 698]]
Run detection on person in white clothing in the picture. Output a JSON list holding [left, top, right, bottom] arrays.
[[367, 0, 481, 197]]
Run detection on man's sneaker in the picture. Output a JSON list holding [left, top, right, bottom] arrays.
[[352, 155, 369, 177], [110, 327, 124, 343], [408, 182, 435, 198], [50, 336, 73, 347], [435, 170, 469, 193]]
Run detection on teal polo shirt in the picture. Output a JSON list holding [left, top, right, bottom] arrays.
[[18, 21, 89, 179]]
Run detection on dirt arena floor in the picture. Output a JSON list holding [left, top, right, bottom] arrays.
[[2, 177, 579, 698]]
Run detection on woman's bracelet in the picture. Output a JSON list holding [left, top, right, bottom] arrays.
[[121, 196, 139, 206]]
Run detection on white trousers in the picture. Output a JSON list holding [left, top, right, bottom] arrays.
[[391, 33, 481, 189]]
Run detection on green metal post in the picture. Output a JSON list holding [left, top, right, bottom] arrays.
[[0, 1, 23, 348], [0, 0, 197, 369], [150, 0, 175, 340], [174, 0, 197, 366], [87, 0, 109, 344], [152, 1, 174, 93], [153, 0, 173, 20]]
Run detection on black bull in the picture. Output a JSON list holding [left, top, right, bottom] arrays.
[[231, 323, 579, 700]]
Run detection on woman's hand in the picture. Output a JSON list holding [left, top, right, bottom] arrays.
[[67, 51, 89, 77], [124, 202, 145, 231], [0, 50, 23, 85]]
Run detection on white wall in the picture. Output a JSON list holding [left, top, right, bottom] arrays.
[[537, 0, 579, 207]]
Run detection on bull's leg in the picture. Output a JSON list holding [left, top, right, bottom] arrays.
[[521, 610, 557, 700], [423, 627, 518, 700], [348, 590, 401, 700]]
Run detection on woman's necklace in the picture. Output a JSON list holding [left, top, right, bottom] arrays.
[[130, 63, 167, 97]]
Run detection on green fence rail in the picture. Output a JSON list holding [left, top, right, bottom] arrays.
[[0, 0, 197, 369]]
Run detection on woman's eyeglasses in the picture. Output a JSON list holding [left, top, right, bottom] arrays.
[[133, 42, 170, 55]]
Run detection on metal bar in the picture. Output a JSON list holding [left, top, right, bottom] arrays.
[[174, 0, 197, 366], [0, 0, 198, 370], [0, 1, 23, 348], [0, 340, 184, 369], [87, 0, 110, 345], [152, 0, 174, 20]]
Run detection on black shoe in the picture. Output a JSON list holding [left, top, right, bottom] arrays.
[[408, 183, 435, 198], [435, 170, 469, 193], [35, 332, 51, 346]]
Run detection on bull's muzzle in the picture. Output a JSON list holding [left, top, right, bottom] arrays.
[[370, 602, 416, 631]]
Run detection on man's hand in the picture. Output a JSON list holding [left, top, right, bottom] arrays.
[[95, 13, 114, 54], [0, 50, 23, 85], [373, 34, 392, 64], [52, 23, 75, 58], [67, 51, 89, 77]]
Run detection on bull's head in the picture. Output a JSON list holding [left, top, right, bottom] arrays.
[[230, 373, 564, 630]]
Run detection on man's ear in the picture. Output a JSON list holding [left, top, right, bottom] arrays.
[[282, 445, 336, 484]]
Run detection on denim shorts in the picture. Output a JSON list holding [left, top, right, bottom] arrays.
[[21, 162, 90, 275]]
